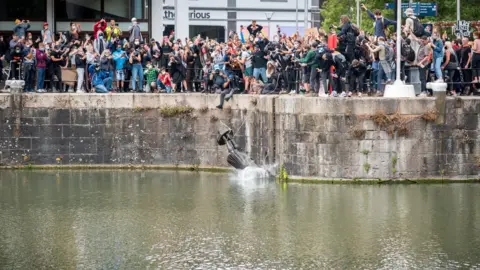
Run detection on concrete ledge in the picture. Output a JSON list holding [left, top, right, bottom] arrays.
[[286, 176, 480, 184], [0, 93, 274, 113], [0, 164, 231, 173], [0, 165, 478, 184]]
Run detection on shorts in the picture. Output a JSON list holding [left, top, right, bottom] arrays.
[[303, 70, 311, 84], [116, 70, 125, 81], [244, 67, 253, 77]]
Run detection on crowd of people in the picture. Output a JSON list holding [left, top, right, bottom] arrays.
[[0, 7, 480, 107]]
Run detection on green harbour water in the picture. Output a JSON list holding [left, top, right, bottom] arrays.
[[0, 170, 479, 269]]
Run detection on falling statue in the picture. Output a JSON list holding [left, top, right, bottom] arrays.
[[216, 122, 257, 170]]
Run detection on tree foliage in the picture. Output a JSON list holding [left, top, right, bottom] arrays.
[[321, 0, 480, 33]]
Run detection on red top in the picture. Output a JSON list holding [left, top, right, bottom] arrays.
[[328, 34, 338, 50], [93, 21, 107, 39], [158, 73, 172, 87]]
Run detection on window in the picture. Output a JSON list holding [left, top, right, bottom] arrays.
[[104, 0, 149, 20], [55, 0, 149, 21], [55, 0, 102, 20], [0, 0, 47, 21]]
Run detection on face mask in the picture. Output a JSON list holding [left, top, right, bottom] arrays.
[[72, 27, 77, 31], [45, 46, 50, 50], [135, 42, 139, 46], [15, 50, 20, 53], [39, 48, 45, 52], [99, 35, 104, 39], [117, 48, 122, 52]]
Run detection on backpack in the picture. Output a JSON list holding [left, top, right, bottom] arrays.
[[411, 17, 424, 37], [401, 43, 415, 62], [382, 44, 394, 63], [333, 53, 348, 71], [351, 24, 360, 36]]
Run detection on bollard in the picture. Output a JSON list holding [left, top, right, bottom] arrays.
[[4, 80, 25, 94], [407, 66, 421, 95], [426, 81, 448, 125]]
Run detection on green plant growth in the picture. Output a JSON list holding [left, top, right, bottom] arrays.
[[391, 155, 398, 175], [363, 162, 371, 174], [361, 149, 370, 156], [159, 105, 194, 118], [277, 164, 289, 182], [133, 107, 152, 113], [321, 0, 480, 38], [440, 169, 446, 177]]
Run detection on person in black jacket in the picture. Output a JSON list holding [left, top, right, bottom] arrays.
[[336, 15, 356, 63], [150, 38, 162, 68], [247, 21, 263, 41], [348, 59, 367, 96], [252, 45, 268, 83]]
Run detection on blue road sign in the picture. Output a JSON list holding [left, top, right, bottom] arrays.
[[385, 2, 438, 17]]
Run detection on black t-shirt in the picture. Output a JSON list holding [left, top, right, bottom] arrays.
[[75, 56, 86, 68], [252, 51, 267, 69], [131, 51, 143, 65], [49, 51, 62, 67], [457, 47, 471, 67]]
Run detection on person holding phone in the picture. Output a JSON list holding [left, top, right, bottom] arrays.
[[106, 19, 122, 41], [93, 19, 107, 39], [13, 19, 30, 39]]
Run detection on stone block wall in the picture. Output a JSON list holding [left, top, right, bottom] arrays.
[[275, 97, 479, 179], [0, 94, 273, 168], [0, 93, 478, 180]]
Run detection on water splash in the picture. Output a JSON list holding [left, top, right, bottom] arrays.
[[229, 163, 278, 182]]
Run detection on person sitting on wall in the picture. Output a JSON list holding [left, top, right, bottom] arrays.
[[211, 66, 232, 109], [89, 62, 112, 93]]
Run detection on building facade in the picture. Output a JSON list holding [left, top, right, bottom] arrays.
[[0, 0, 322, 41]]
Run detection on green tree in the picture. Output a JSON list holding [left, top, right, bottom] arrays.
[[321, 0, 394, 34], [321, 0, 480, 32]]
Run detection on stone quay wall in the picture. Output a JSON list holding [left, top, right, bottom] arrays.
[[0, 93, 478, 180]]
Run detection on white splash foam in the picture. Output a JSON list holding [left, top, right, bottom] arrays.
[[229, 164, 278, 182]]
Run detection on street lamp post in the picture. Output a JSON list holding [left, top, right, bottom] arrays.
[[265, 12, 275, 39], [383, 0, 416, 97], [296, 0, 299, 32], [356, 0, 360, 26], [304, 0, 308, 31], [457, 0, 460, 22]]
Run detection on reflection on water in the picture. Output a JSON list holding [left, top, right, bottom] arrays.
[[0, 171, 479, 269]]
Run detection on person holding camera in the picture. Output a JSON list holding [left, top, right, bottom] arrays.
[[106, 19, 122, 42], [211, 67, 232, 109], [48, 46, 64, 92], [13, 19, 30, 39], [35, 43, 48, 92], [113, 45, 127, 92], [168, 54, 185, 92], [74, 47, 87, 93], [129, 47, 144, 92], [89, 62, 111, 93], [128, 18, 143, 44]]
